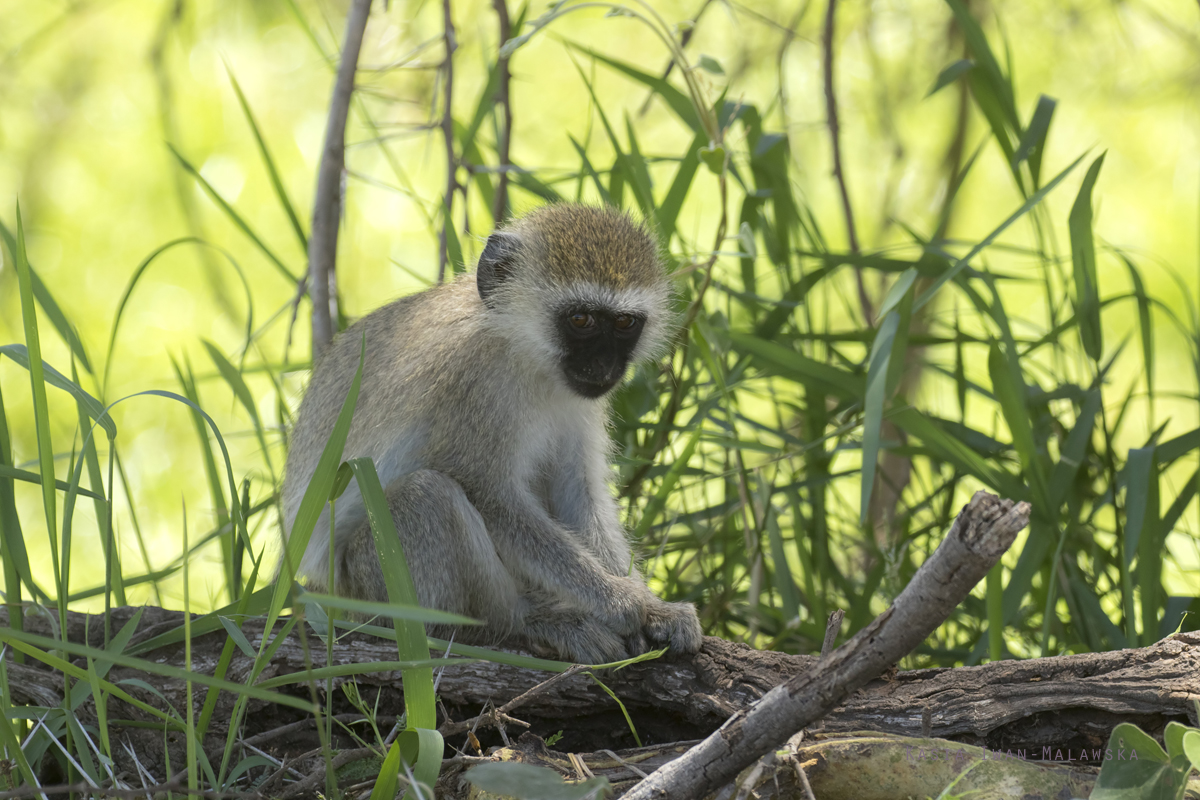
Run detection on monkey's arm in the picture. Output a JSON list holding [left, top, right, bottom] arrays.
[[477, 487, 651, 631], [474, 482, 699, 655]]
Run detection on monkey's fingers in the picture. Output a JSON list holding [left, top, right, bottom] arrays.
[[643, 600, 703, 654]]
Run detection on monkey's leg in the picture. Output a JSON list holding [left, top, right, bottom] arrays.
[[336, 470, 522, 643]]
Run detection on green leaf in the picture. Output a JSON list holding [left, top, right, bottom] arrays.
[[632, 422, 702, 541], [1124, 445, 1157, 568], [1116, 253, 1156, 406], [217, 616, 257, 658], [729, 332, 864, 398], [330, 462, 354, 502], [1047, 388, 1100, 512], [1012, 94, 1056, 186], [860, 310, 900, 524], [348, 457, 438, 730], [987, 343, 1048, 509], [0, 626, 312, 716], [1092, 722, 1188, 800], [465, 762, 610, 800], [697, 54, 724, 75], [1163, 721, 1189, 761], [370, 741, 402, 800], [1069, 153, 1106, 362], [1182, 730, 1200, 771], [0, 463, 104, 501], [568, 44, 702, 133], [915, 151, 1089, 310], [0, 344, 114, 438], [699, 143, 726, 174], [888, 407, 1026, 500], [266, 335, 365, 643], [10, 203, 65, 631], [926, 59, 974, 97], [657, 131, 704, 245], [567, 135, 613, 206], [0, 220, 94, 375], [395, 727, 444, 800], [255, 659, 472, 689]]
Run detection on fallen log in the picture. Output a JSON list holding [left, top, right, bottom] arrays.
[[4, 607, 1198, 785], [3, 495, 1197, 793]]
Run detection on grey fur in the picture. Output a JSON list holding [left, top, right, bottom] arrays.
[[280, 204, 702, 663]]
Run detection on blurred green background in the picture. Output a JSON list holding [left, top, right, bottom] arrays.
[[1, 0, 1197, 664]]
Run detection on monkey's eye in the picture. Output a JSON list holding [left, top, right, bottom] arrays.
[[614, 314, 639, 331], [569, 313, 595, 329]]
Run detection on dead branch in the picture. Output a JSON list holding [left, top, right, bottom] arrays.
[[620, 492, 1030, 800], [309, 0, 372, 360]]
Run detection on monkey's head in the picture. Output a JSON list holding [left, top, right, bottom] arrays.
[[476, 204, 671, 399]]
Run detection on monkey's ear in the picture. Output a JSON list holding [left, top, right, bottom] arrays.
[[477, 231, 521, 305]]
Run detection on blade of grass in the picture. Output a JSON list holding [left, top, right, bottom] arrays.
[[267, 335, 365, 644], [915, 151, 1089, 310], [224, 61, 308, 253], [11, 202, 68, 652], [0, 220, 93, 376], [348, 456, 444, 794], [0, 345, 114, 439], [1069, 153, 1106, 363], [1124, 444, 1160, 646], [0, 465, 104, 501], [166, 144, 298, 282], [0, 628, 314, 713], [1013, 94, 1055, 187], [103, 238, 254, 396]]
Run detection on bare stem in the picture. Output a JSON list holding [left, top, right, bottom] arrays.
[[309, 0, 372, 360], [492, 0, 513, 223], [822, 0, 872, 324], [437, 0, 459, 282]]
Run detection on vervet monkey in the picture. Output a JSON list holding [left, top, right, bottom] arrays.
[[281, 204, 702, 663]]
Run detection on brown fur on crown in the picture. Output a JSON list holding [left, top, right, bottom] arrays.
[[508, 204, 662, 290]]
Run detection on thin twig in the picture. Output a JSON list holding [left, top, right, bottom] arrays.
[[278, 747, 378, 800], [439, 664, 587, 737], [820, 609, 844, 658], [309, 0, 373, 360], [635, 0, 713, 117], [822, 0, 873, 324], [437, 0, 459, 282], [491, 0, 513, 223]]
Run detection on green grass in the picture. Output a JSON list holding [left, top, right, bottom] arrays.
[[0, 0, 1198, 796]]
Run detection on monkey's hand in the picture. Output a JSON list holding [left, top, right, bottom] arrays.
[[643, 597, 703, 654]]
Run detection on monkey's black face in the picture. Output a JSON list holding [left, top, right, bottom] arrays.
[[555, 307, 645, 398]]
